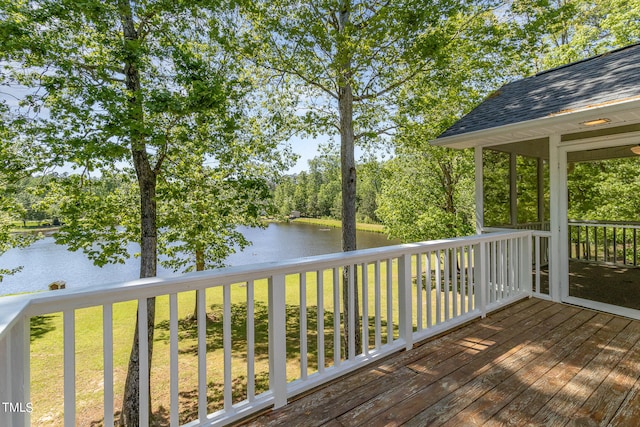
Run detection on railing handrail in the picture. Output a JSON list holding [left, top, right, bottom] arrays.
[[569, 219, 640, 229], [0, 230, 532, 337], [0, 295, 31, 342], [483, 226, 551, 236], [531, 230, 552, 237]]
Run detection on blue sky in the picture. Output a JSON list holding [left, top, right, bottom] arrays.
[[286, 134, 384, 174], [286, 135, 331, 174]]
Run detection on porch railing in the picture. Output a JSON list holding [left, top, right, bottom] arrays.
[[569, 220, 640, 266], [512, 221, 551, 231], [531, 230, 551, 296], [483, 226, 550, 298], [0, 230, 533, 427]]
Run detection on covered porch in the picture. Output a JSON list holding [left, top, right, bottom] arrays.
[[434, 42, 640, 320]]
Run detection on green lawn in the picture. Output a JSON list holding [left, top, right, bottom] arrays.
[[291, 217, 386, 233], [9, 220, 59, 234]]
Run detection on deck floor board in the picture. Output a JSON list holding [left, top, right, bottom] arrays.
[[238, 299, 640, 427]]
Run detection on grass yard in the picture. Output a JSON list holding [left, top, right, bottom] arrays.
[[290, 217, 386, 233], [10, 220, 59, 234], [28, 257, 475, 426]]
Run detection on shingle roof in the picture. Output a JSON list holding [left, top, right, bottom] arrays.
[[438, 43, 640, 139]]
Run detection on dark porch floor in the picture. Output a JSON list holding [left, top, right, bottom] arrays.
[[570, 261, 640, 311], [536, 260, 640, 310], [238, 297, 640, 426]]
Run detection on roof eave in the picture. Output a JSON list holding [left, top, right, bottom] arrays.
[[432, 97, 640, 149]]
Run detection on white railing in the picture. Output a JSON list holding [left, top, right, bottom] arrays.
[[483, 226, 550, 299], [0, 230, 532, 427], [484, 222, 550, 231]]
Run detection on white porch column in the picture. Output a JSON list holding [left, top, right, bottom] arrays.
[[548, 134, 564, 302], [510, 152, 518, 226], [537, 158, 545, 225], [474, 146, 484, 234]]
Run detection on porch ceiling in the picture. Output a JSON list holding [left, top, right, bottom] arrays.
[[487, 135, 640, 162]]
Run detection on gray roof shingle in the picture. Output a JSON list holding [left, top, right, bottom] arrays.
[[438, 43, 640, 139]]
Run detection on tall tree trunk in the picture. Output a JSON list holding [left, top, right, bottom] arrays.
[[119, 2, 157, 425], [338, 3, 361, 358]]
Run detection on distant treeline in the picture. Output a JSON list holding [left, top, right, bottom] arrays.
[[272, 151, 381, 224], [273, 147, 640, 243]]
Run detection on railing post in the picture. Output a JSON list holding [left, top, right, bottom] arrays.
[[64, 309, 76, 427], [268, 274, 287, 408], [398, 254, 413, 351], [477, 242, 487, 317], [137, 301, 149, 427], [198, 289, 207, 420], [0, 317, 30, 427], [523, 234, 533, 296], [0, 332, 8, 426]]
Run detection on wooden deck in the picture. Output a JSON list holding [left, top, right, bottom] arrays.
[[238, 298, 640, 427]]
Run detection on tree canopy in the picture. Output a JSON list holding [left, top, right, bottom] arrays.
[[1, 0, 293, 424], [0, 103, 38, 281]]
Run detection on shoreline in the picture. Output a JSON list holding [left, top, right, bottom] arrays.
[[10, 226, 59, 236], [289, 217, 386, 234]]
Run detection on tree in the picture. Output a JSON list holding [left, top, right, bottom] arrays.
[[244, 0, 495, 355], [378, 146, 475, 242], [356, 159, 382, 223], [1, 1, 292, 424], [293, 171, 310, 214], [157, 119, 284, 320], [272, 175, 296, 217], [482, 149, 512, 226], [506, 0, 640, 72], [568, 158, 640, 221], [0, 103, 37, 281], [378, 10, 511, 241], [311, 148, 342, 218]]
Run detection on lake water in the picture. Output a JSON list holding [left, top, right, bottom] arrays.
[[0, 222, 400, 296]]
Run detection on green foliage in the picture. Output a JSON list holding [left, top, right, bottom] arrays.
[[516, 155, 545, 224], [506, 0, 640, 73], [272, 175, 297, 217], [0, 103, 38, 281], [377, 146, 475, 243], [483, 150, 511, 227], [1, 3, 295, 421], [1, 0, 294, 273], [357, 160, 382, 223], [41, 171, 138, 267], [11, 174, 61, 226], [0, 202, 35, 282], [568, 158, 640, 221], [309, 149, 342, 218], [377, 11, 510, 242], [243, 0, 508, 147], [157, 133, 281, 273], [244, 0, 503, 264], [482, 150, 549, 227], [272, 148, 381, 222]]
